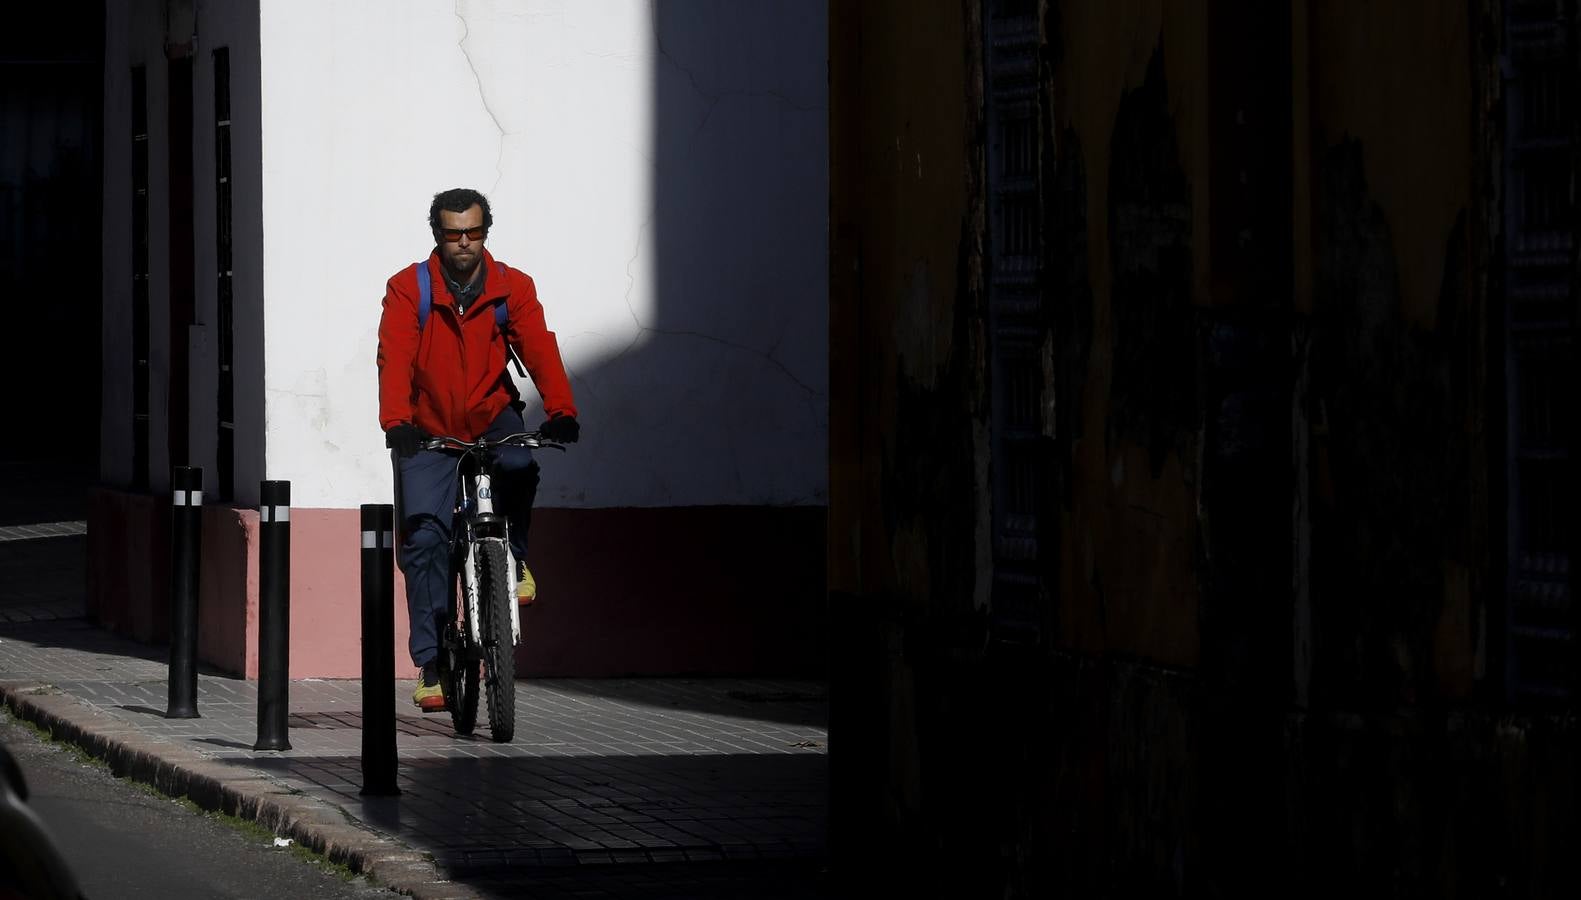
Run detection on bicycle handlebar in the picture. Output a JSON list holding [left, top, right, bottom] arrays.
[[420, 431, 567, 453]]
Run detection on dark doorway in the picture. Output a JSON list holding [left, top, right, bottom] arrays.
[[0, 6, 105, 526]]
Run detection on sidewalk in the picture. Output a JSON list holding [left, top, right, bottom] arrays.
[[0, 613, 829, 898]]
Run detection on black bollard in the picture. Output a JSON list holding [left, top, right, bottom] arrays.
[[359, 504, 400, 796], [254, 480, 292, 751], [166, 466, 203, 719]]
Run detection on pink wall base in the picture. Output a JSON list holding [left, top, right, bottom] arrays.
[[89, 492, 415, 678], [284, 507, 416, 678], [87, 489, 825, 679]]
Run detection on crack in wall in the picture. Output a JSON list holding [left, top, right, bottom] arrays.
[[690, 87, 825, 140], [597, 322, 824, 401], [455, 1, 506, 191], [560, 362, 599, 401], [647, 326, 823, 398], [606, 212, 823, 400], [621, 212, 655, 349]]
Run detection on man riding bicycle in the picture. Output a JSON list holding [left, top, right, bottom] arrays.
[[376, 188, 580, 711]]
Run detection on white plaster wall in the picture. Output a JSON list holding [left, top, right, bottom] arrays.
[[259, 0, 827, 508]]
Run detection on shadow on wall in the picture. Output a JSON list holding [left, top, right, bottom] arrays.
[[560, 1, 829, 495], [509, 2, 831, 678]]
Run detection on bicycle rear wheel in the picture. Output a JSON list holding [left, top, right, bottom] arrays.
[[442, 556, 479, 735], [477, 540, 516, 742], [441, 623, 480, 735]]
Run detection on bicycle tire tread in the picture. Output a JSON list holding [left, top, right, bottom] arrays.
[[479, 541, 516, 742]]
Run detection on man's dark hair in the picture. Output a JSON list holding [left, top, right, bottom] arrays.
[[429, 188, 493, 232]]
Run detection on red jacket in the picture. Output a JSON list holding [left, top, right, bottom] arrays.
[[377, 249, 577, 440]]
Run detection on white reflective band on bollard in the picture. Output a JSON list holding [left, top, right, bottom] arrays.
[[260, 506, 291, 523], [360, 530, 395, 549], [171, 490, 204, 507]]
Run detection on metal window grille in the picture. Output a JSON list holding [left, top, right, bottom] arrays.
[[131, 65, 150, 492], [985, 2, 1045, 641], [1503, 4, 1577, 701], [214, 47, 235, 500]]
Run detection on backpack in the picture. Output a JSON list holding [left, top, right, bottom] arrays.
[[413, 261, 527, 378]]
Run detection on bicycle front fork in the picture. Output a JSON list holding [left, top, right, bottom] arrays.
[[464, 472, 523, 647]]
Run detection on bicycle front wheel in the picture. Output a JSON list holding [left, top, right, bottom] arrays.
[[477, 540, 516, 742]]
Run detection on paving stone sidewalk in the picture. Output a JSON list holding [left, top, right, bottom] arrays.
[[0, 616, 828, 898]]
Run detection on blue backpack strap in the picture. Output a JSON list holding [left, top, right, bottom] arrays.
[[492, 263, 528, 377], [415, 259, 526, 376], [493, 262, 508, 328], [414, 261, 431, 330], [495, 302, 525, 377]]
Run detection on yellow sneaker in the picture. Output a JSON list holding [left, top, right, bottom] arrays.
[[412, 678, 446, 712], [516, 560, 536, 604]]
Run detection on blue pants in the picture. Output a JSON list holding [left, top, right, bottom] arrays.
[[393, 406, 537, 668]]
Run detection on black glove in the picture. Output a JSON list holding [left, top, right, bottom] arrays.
[[385, 423, 428, 459], [540, 415, 580, 444]]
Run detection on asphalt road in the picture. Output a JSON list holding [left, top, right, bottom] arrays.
[[0, 710, 398, 900]]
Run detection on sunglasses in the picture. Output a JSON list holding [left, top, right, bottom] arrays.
[[437, 226, 487, 243]]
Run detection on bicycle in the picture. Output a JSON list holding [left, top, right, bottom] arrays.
[[419, 430, 564, 742]]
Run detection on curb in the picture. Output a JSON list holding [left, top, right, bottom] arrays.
[[0, 679, 484, 900]]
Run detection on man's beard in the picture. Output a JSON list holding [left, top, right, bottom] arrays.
[[444, 252, 481, 282]]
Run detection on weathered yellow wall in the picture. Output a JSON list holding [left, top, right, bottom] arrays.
[[829, 0, 987, 609], [1308, 0, 1472, 328], [1304, 0, 1484, 703], [827, 0, 989, 866], [827, 1, 1569, 892], [1049, 3, 1210, 667], [1056, 2, 1213, 307], [1044, 0, 1477, 672]]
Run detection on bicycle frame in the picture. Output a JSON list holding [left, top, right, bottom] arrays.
[[419, 429, 562, 741], [427, 431, 561, 648]]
